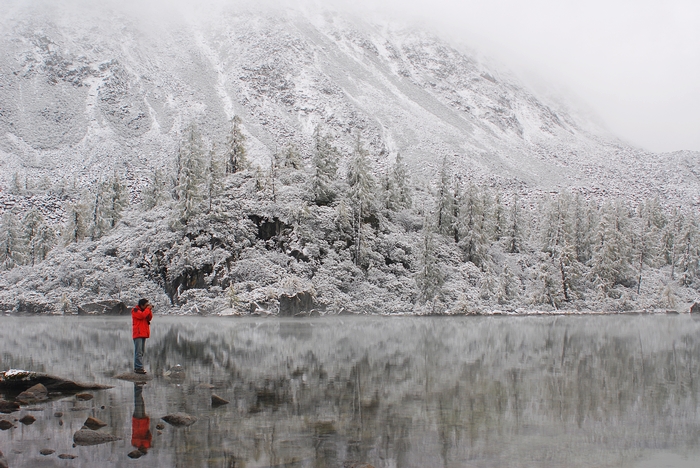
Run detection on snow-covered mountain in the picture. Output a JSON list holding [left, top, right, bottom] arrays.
[[1, 0, 697, 210]]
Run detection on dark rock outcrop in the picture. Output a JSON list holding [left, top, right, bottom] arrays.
[[0, 370, 112, 392], [73, 427, 121, 445], [77, 300, 128, 316], [161, 412, 197, 427], [279, 291, 316, 317], [691, 302, 700, 314]]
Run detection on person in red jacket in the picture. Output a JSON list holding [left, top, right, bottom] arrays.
[[132, 298, 153, 374]]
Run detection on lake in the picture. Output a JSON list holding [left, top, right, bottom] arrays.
[[1, 315, 700, 467]]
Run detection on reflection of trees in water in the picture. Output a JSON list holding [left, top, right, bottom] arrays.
[[3, 316, 700, 467]]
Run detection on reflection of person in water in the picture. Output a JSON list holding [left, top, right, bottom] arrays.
[[131, 383, 152, 456]]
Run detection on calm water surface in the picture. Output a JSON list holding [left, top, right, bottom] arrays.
[[1, 315, 700, 467]]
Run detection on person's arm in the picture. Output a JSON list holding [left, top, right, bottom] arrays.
[[132, 307, 151, 320]]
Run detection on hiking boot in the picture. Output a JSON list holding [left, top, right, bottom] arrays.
[[134, 369, 147, 375]]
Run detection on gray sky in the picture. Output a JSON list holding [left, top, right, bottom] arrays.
[[345, 0, 700, 153]]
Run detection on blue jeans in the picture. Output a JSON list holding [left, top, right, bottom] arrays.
[[134, 338, 146, 370]]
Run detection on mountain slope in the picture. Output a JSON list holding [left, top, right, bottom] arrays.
[[1, 0, 697, 210]]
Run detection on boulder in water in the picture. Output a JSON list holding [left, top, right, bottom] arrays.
[[40, 448, 55, 456], [161, 412, 197, 427], [73, 427, 121, 446], [0, 369, 112, 392], [19, 414, 36, 425], [75, 393, 93, 401], [0, 419, 15, 430], [113, 372, 153, 382], [84, 416, 107, 430], [58, 453, 77, 459], [211, 394, 229, 407]]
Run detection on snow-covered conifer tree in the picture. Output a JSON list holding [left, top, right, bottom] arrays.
[[63, 201, 87, 245], [347, 133, 376, 266], [23, 209, 54, 266], [505, 198, 523, 254], [105, 171, 128, 229], [415, 218, 444, 309], [0, 211, 25, 269], [176, 123, 205, 222], [225, 116, 247, 174], [435, 157, 455, 237], [88, 183, 109, 241], [205, 148, 223, 213], [456, 183, 489, 268], [142, 168, 169, 210], [310, 125, 339, 205], [388, 152, 412, 211], [677, 214, 699, 287], [590, 200, 633, 297]]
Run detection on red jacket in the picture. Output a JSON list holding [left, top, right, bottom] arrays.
[[131, 416, 152, 450], [132, 305, 153, 339]]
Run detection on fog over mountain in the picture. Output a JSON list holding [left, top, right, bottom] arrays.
[[0, 0, 698, 315]]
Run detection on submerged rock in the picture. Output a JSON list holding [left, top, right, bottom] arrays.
[[58, 453, 77, 459], [84, 416, 107, 430], [73, 428, 121, 446], [155, 422, 165, 430], [75, 393, 93, 401], [19, 414, 36, 425], [161, 412, 197, 427], [211, 394, 229, 407], [40, 448, 55, 456], [0, 369, 112, 392]]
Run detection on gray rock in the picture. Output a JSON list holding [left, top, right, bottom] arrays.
[[161, 412, 197, 427], [73, 428, 121, 446], [77, 300, 128, 316], [113, 372, 152, 382]]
